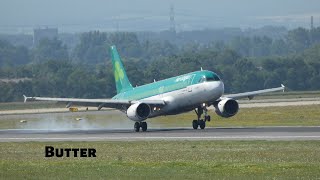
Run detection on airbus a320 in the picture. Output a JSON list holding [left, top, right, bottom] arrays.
[[24, 46, 285, 132]]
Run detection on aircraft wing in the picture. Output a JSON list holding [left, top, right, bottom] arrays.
[[221, 84, 285, 100], [23, 95, 165, 110]]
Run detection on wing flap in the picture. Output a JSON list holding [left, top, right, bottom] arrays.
[[23, 95, 166, 109], [24, 96, 130, 104], [24, 96, 131, 109], [132, 99, 166, 105]]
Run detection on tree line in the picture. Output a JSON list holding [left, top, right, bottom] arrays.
[[0, 27, 320, 102]]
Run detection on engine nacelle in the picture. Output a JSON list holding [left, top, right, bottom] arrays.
[[126, 102, 151, 121], [214, 98, 239, 118]]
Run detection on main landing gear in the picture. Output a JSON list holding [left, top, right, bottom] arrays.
[[134, 121, 148, 132], [192, 105, 211, 130]]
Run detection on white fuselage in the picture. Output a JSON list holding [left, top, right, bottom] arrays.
[[143, 81, 224, 118]]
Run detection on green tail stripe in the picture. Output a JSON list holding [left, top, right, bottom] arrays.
[[110, 46, 133, 94]]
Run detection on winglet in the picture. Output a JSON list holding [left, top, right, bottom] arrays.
[[23, 95, 27, 103]]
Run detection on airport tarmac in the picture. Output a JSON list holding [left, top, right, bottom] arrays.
[[1, 126, 320, 142]]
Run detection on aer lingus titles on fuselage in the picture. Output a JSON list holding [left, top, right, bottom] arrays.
[[24, 45, 285, 132]]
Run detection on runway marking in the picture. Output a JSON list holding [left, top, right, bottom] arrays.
[[2, 126, 320, 132], [2, 127, 320, 142], [1, 136, 320, 141]]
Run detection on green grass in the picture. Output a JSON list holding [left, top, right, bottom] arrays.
[[1, 141, 320, 179], [0, 101, 64, 111]]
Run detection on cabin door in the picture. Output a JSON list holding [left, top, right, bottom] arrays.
[[187, 74, 195, 92], [159, 86, 164, 97]]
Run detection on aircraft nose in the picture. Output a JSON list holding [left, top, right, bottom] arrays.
[[207, 81, 224, 96], [218, 81, 224, 95]]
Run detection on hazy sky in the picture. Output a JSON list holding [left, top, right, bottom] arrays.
[[1, 0, 320, 33]]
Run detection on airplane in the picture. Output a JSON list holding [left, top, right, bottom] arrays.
[[24, 45, 285, 132]]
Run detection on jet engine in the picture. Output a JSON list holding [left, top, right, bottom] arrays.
[[214, 98, 239, 118], [126, 102, 151, 121]]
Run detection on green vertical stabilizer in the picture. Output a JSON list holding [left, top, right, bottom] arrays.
[[110, 46, 133, 94]]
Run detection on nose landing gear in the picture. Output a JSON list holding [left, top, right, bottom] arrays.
[[192, 105, 211, 130]]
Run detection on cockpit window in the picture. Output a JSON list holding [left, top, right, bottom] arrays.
[[201, 73, 220, 82], [198, 73, 220, 83], [199, 76, 206, 83], [207, 76, 220, 81], [209, 72, 221, 81]]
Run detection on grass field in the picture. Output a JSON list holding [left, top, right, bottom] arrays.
[[1, 141, 320, 179], [0, 101, 65, 111]]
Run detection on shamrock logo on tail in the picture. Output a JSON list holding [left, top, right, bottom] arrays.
[[114, 61, 125, 82]]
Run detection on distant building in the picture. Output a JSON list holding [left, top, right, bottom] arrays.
[[33, 27, 58, 46]]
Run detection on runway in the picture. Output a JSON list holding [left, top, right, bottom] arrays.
[[1, 126, 320, 142]]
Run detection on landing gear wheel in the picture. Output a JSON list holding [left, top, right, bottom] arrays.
[[192, 120, 198, 129], [205, 115, 211, 122], [193, 106, 210, 130], [199, 120, 206, 129], [141, 122, 148, 132], [134, 122, 140, 132]]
